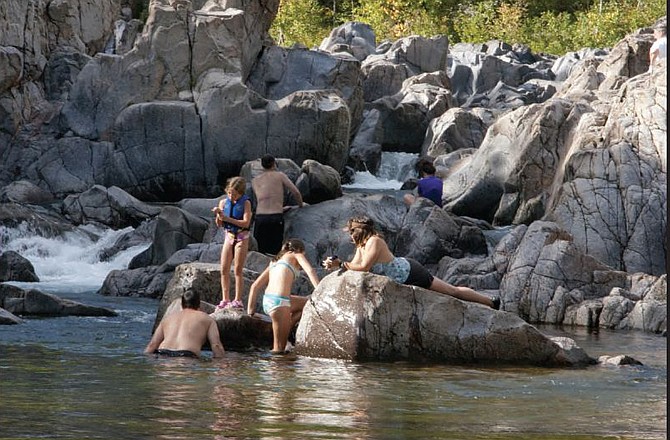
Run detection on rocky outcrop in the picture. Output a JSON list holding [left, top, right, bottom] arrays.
[[546, 63, 666, 275], [129, 206, 209, 268], [295, 270, 595, 366], [319, 21, 377, 62], [422, 108, 487, 157], [0, 307, 22, 324], [0, 283, 117, 318], [63, 185, 161, 228], [0, 251, 39, 282], [159, 296, 274, 351], [0, 180, 54, 204]]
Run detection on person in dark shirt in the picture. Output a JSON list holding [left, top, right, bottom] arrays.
[[403, 159, 443, 207]]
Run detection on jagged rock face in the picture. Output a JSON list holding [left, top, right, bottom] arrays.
[[129, 206, 209, 267], [62, 184, 161, 227], [246, 45, 365, 139], [442, 98, 589, 224], [546, 65, 666, 275], [422, 107, 487, 157], [295, 270, 594, 366], [319, 21, 377, 62]]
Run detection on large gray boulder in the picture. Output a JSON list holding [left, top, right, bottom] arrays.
[[448, 47, 553, 106], [0, 180, 54, 204], [362, 35, 449, 102], [129, 206, 209, 268], [0, 283, 117, 317], [0, 251, 39, 282], [365, 72, 456, 155], [63, 185, 161, 227], [295, 160, 343, 205], [0, 307, 22, 325], [546, 65, 666, 275], [295, 270, 595, 366], [26, 137, 115, 199], [246, 45, 364, 138], [422, 107, 487, 157], [499, 221, 627, 320], [442, 98, 589, 224], [318, 21, 376, 61], [61, 0, 277, 140]]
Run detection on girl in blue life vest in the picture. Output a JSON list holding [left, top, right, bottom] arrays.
[[211, 177, 252, 309]]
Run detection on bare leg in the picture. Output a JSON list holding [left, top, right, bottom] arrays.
[[403, 194, 416, 207], [269, 307, 291, 352], [232, 239, 249, 303], [429, 277, 494, 308], [289, 295, 308, 328], [220, 237, 234, 302]]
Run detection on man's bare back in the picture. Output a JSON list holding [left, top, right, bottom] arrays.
[[145, 308, 225, 358], [252, 169, 303, 214]]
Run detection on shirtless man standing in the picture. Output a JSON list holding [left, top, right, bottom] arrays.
[[144, 290, 225, 358], [251, 155, 304, 255]]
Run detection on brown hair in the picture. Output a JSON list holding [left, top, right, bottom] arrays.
[[346, 216, 378, 247], [225, 176, 246, 195], [181, 290, 200, 310], [275, 238, 306, 261]]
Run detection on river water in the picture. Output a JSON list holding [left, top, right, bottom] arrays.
[[0, 155, 666, 439]]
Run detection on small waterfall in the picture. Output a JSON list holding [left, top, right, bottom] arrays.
[[1, 223, 149, 292], [343, 152, 419, 189]]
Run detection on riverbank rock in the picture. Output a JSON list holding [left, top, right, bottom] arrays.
[[0, 283, 117, 317], [62, 185, 161, 228], [0, 251, 39, 282], [159, 296, 274, 351], [295, 270, 595, 366], [0, 307, 23, 324]]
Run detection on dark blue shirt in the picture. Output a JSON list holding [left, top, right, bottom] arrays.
[[417, 175, 443, 207]]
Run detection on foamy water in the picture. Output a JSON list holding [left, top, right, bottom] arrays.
[[1, 222, 149, 292], [343, 152, 418, 190]]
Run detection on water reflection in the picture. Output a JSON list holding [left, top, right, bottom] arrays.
[[0, 301, 665, 440]]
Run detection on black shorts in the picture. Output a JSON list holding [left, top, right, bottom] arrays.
[[404, 258, 434, 289], [253, 213, 284, 255], [156, 349, 198, 358]]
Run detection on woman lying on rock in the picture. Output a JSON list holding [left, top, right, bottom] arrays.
[[247, 238, 320, 354], [322, 216, 500, 310]]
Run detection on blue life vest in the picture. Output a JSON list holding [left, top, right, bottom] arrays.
[[222, 194, 249, 233]]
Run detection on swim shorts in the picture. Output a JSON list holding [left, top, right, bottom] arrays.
[[263, 293, 291, 314], [156, 349, 198, 358], [404, 258, 434, 289], [253, 213, 284, 255]]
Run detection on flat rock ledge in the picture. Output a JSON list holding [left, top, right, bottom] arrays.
[[295, 271, 596, 367], [0, 283, 117, 320]]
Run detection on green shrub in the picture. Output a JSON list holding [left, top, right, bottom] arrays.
[[269, 0, 666, 55], [270, 0, 333, 47]]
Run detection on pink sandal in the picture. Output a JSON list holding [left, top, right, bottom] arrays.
[[226, 300, 244, 309], [216, 300, 230, 309]]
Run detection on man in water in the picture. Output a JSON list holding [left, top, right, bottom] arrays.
[[251, 154, 304, 255], [144, 290, 225, 358]]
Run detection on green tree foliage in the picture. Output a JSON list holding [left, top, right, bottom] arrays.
[[270, 0, 332, 47], [269, 0, 666, 55]]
